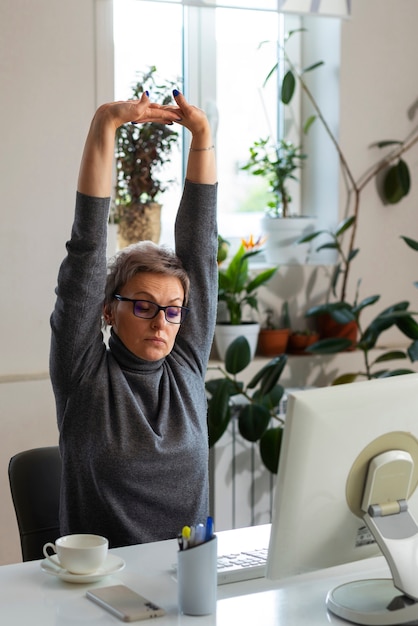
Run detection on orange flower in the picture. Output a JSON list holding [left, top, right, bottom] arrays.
[[241, 234, 267, 251]]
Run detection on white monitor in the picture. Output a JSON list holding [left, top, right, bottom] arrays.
[[266, 373, 418, 582]]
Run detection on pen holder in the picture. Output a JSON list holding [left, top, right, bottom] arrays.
[[177, 535, 217, 616]]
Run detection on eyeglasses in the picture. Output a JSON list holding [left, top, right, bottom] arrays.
[[114, 295, 189, 324]]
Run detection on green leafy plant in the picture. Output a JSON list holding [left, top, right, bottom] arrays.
[[217, 238, 278, 325], [111, 66, 180, 243], [271, 29, 418, 304], [258, 29, 418, 376], [206, 335, 287, 473], [306, 299, 418, 383], [241, 138, 307, 217]]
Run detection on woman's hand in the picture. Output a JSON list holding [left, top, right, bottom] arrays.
[[78, 92, 181, 197], [99, 91, 182, 130], [165, 90, 210, 138]]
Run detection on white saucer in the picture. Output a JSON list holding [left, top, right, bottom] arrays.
[[40, 553, 125, 583]]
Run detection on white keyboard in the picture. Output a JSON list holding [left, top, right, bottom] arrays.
[[216, 547, 268, 585]]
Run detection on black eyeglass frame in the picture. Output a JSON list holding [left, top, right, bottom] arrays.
[[113, 295, 189, 324]]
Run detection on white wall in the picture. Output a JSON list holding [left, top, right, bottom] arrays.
[[0, 0, 114, 564], [1, 0, 418, 564]]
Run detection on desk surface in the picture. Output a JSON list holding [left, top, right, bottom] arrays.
[[0, 524, 392, 625]]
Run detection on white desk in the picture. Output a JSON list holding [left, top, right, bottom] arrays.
[[0, 524, 392, 625]]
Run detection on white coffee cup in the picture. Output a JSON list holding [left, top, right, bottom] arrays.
[[43, 534, 108, 574]]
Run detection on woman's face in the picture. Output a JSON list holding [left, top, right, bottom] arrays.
[[108, 272, 185, 361]]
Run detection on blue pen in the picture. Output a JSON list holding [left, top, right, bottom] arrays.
[[205, 516, 214, 541]]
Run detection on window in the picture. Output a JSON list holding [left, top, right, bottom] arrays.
[[112, 0, 341, 261]]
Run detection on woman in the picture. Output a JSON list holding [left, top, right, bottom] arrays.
[[50, 90, 217, 547]]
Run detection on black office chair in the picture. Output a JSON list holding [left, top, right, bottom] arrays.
[[8, 446, 62, 561]]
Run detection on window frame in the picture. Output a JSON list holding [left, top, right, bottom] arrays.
[[99, 0, 342, 264]]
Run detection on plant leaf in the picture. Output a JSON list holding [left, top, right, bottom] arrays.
[[401, 235, 418, 251], [297, 230, 325, 244], [332, 373, 361, 385], [207, 379, 231, 446], [250, 355, 287, 396], [238, 404, 271, 442], [247, 354, 287, 391], [303, 115, 316, 134], [335, 215, 355, 237], [254, 384, 285, 411], [263, 62, 278, 87], [375, 140, 403, 148], [352, 294, 380, 315], [331, 372, 361, 385], [311, 302, 356, 325], [360, 301, 409, 349], [301, 60, 324, 74], [260, 427, 283, 474], [246, 267, 278, 293], [407, 340, 418, 362], [306, 338, 353, 353], [205, 377, 242, 398], [376, 369, 416, 378], [373, 350, 406, 363], [281, 70, 296, 104], [383, 160, 411, 204], [225, 336, 251, 374], [396, 315, 418, 340]]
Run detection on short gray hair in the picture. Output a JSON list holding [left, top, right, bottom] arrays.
[[104, 241, 190, 325]]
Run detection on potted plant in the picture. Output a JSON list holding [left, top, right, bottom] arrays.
[[215, 236, 278, 360], [111, 66, 180, 247], [257, 306, 291, 357], [241, 137, 315, 265], [207, 335, 287, 474]]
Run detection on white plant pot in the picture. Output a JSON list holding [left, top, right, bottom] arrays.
[[214, 323, 260, 361], [261, 215, 316, 265]]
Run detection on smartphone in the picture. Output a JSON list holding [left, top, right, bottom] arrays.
[[86, 584, 166, 622]]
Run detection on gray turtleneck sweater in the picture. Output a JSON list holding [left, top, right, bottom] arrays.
[[50, 180, 218, 547]]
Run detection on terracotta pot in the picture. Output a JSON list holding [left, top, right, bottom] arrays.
[[316, 313, 357, 350], [287, 332, 320, 355], [257, 328, 290, 357]]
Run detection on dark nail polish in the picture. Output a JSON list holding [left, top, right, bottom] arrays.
[[173, 89, 180, 97]]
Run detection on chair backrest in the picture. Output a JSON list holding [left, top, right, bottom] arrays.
[[8, 446, 62, 561]]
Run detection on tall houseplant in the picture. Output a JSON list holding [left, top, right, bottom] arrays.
[[215, 237, 278, 359], [265, 29, 418, 374], [112, 66, 180, 246], [274, 29, 418, 300]]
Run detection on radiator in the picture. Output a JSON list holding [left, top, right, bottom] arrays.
[[209, 415, 275, 531]]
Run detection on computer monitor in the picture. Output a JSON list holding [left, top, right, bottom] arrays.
[[266, 373, 418, 582]]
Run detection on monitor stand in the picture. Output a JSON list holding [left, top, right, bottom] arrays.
[[327, 579, 418, 625], [327, 449, 418, 625]]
